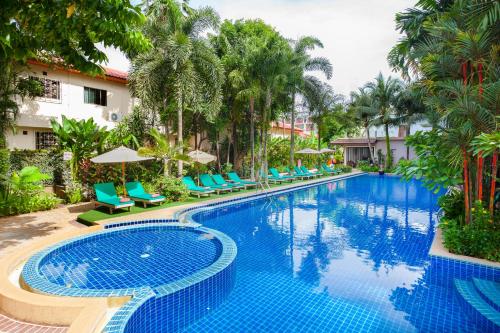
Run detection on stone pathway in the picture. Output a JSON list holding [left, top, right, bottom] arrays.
[[0, 313, 67, 333], [0, 202, 91, 260]]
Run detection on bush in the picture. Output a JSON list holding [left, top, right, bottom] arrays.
[[65, 182, 84, 204], [357, 160, 378, 172], [338, 165, 352, 173], [9, 149, 64, 185], [153, 176, 189, 203], [0, 166, 61, 216], [440, 200, 499, 262], [438, 190, 464, 221]]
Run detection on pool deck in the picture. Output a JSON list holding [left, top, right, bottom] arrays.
[[0, 171, 499, 333]]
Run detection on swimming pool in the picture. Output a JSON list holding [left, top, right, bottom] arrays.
[[177, 174, 498, 333]]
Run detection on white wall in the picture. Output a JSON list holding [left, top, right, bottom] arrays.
[[374, 139, 415, 162], [6, 64, 134, 150]]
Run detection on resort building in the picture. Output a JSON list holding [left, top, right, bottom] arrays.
[[332, 122, 431, 165], [6, 60, 135, 150]]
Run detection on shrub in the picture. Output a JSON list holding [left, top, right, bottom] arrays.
[[357, 160, 378, 172], [0, 166, 61, 216], [338, 165, 352, 173], [65, 182, 84, 204], [153, 176, 189, 203], [440, 200, 499, 262], [438, 190, 464, 221], [9, 149, 64, 185]]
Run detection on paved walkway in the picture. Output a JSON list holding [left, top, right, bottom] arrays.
[[0, 203, 91, 260]]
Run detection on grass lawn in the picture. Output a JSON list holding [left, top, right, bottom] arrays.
[[77, 179, 314, 225]]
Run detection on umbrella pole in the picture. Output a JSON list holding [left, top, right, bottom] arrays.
[[122, 161, 127, 196]]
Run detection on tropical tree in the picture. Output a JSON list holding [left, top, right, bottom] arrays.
[[364, 73, 403, 168], [1, 0, 149, 147], [287, 37, 332, 166], [138, 128, 189, 177], [304, 80, 343, 151], [392, 0, 499, 224], [50, 116, 109, 180], [129, 0, 224, 176], [349, 88, 377, 162]]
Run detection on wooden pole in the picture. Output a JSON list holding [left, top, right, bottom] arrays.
[[122, 161, 127, 196]]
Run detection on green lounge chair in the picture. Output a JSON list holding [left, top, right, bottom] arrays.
[[285, 166, 309, 180], [294, 166, 314, 179], [199, 174, 232, 194], [125, 181, 166, 208], [182, 176, 215, 198], [94, 182, 134, 214], [260, 169, 284, 184], [301, 166, 322, 177], [227, 172, 257, 189], [322, 163, 340, 175], [212, 174, 244, 191], [269, 168, 295, 182]]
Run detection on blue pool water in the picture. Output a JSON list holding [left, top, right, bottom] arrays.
[[38, 227, 221, 290], [176, 174, 498, 333]]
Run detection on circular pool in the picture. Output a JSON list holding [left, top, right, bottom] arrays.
[[22, 223, 236, 297]]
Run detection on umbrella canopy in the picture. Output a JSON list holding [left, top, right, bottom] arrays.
[[90, 146, 152, 164], [319, 148, 335, 154], [188, 150, 216, 164], [91, 146, 153, 195], [295, 148, 321, 154]]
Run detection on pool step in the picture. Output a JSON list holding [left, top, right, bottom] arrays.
[[454, 279, 500, 332], [473, 278, 500, 311]]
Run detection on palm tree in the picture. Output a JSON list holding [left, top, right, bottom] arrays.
[[129, 0, 224, 176], [365, 73, 403, 168], [138, 128, 188, 177], [287, 37, 332, 166], [350, 88, 377, 162], [303, 80, 343, 152]]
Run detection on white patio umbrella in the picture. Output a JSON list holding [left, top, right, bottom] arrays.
[[295, 148, 321, 154], [90, 146, 153, 195], [188, 150, 217, 184], [319, 148, 335, 154], [188, 150, 217, 164]]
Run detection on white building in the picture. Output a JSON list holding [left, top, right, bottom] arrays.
[[331, 122, 431, 166], [6, 60, 134, 150]]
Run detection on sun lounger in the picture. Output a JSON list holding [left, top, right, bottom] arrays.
[[269, 168, 295, 182], [294, 166, 315, 179], [94, 182, 134, 214], [300, 166, 322, 177], [182, 176, 215, 198], [212, 174, 244, 190], [125, 181, 166, 207], [227, 172, 258, 189], [199, 174, 233, 194]]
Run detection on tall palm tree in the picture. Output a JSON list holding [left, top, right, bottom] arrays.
[[365, 73, 403, 168], [350, 88, 377, 163], [129, 0, 224, 176], [287, 37, 332, 166]]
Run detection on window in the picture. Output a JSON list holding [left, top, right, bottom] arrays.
[[36, 131, 57, 150], [30, 76, 61, 101], [84, 87, 107, 106]]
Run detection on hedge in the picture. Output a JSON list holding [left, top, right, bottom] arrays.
[[9, 149, 65, 185]]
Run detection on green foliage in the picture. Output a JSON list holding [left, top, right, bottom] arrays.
[[441, 201, 500, 262], [51, 116, 109, 180], [153, 176, 189, 203], [9, 149, 64, 185], [438, 190, 465, 222], [0, 166, 60, 216], [65, 182, 84, 204], [338, 165, 352, 173], [0, 149, 9, 177], [357, 160, 378, 172], [396, 131, 462, 193]]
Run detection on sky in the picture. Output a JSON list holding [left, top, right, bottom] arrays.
[[104, 0, 414, 96]]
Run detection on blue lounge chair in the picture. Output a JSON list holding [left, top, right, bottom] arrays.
[[285, 166, 309, 180], [200, 174, 232, 194], [269, 168, 295, 182], [94, 182, 134, 214], [301, 166, 322, 177], [125, 181, 166, 208], [294, 166, 314, 179], [182, 176, 215, 198], [322, 163, 340, 175], [212, 174, 244, 190], [227, 172, 258, 189]]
